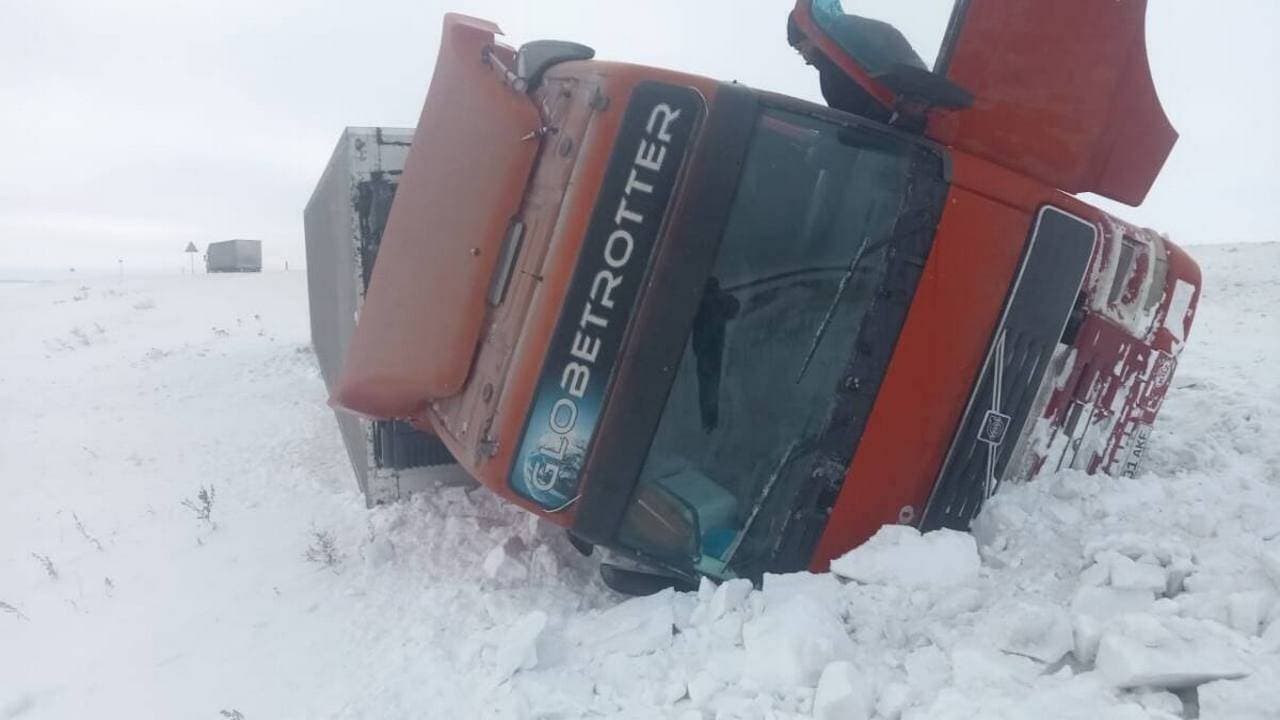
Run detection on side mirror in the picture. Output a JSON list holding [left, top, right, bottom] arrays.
[[617, 480, 701, 563], [515, 40, 595, 93]]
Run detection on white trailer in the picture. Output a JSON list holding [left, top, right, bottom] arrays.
[[304, 127, 456, 506]]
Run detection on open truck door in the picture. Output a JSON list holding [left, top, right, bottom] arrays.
[[789, 0, 1176, 205]]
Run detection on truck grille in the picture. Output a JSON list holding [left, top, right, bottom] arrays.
[[922, 207, 1096, 530]]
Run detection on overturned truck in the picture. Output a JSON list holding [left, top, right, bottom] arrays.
[[305, 0, 1200, 592]]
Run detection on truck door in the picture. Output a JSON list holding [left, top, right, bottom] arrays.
[[790, 0, 1176, 206]]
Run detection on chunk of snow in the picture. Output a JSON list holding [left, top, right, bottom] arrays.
[[686, 670, 722, 707], [362, 536, 395, 568], [874, 682, 911, 720], [1073, 614, 1105, 666], [571, 588, 675, 657], [1227, 590, 1274, 636], [708, 578, 753, 621], [695, 576, 715, 603], [903, 644, 950, 695], [1131, 689, 1183, 716], [481, 545, 504, 573], [1094, 615, 1249, 689], [741, 594, 854, 690], [929, 586, 984, 618], [482, 543, 524, 581], [993, 603, 1075, 664], [1070, 587, 1156, 663], [690, 577, 753, 627], [950, 641, 1039, 686], [762, 571, 843, 616], [1259, 542, 1280, 589], [812, 661, 875, 720], [1198, 664, 1280, 720], [1078, 560, 1111, 587], [1084, 534, 1189, 567], [1107, 553, 1168, 593], [1071, 586, 1155, 619], [493, 611, 547, 683], [508, 670, 594, 718], [829, 526, 980, 589], [1261, 615, 1280, 652]]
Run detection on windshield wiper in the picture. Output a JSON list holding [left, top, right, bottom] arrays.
[[719, 439, 800, 566], [794, 233, 874, 383], [690, 277, 740, 432]]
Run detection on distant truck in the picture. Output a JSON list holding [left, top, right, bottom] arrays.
[[206, 239, 263, 273]]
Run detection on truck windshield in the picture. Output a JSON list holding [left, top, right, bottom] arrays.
[[617, 107, 932, 579]]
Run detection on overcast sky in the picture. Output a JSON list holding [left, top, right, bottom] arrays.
[[2, 0, 1277, 271]]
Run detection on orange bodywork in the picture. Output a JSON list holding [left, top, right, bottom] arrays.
[[809, 183, 1031, 568], [331, 8, 1197, 578], [807, 148, 1171, 570]]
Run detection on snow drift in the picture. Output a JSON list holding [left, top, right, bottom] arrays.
[[1, 242, 1277, 719]]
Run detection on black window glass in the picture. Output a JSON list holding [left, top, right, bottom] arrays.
[[617, 109, 921, 578]]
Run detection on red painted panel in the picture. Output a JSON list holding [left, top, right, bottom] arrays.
[[789, 0, 1176, 205], [810, 187, 1029, 570], [931, 0, 1175, 205]]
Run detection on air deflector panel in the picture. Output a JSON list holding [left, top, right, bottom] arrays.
[[334, 14, 540, 418]]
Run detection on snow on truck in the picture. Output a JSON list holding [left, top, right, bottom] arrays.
[[304, 0, 1200, 592]]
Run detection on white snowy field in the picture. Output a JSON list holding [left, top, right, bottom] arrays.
[[1, 243, 1277, 720]]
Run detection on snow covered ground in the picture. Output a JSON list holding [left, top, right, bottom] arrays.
[[1, 243, 1277, 720]]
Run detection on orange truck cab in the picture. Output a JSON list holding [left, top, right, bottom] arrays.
[[312, 0, 1201, 590]]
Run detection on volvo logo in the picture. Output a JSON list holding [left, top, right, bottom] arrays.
[[978, 410, 1012, 446], [981, 329, 1010, 500]]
